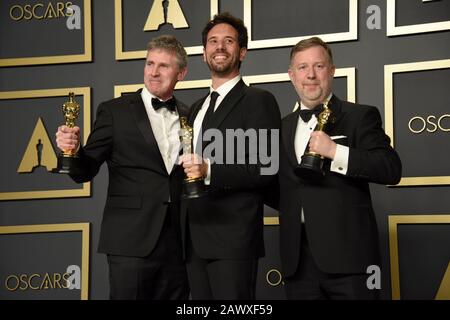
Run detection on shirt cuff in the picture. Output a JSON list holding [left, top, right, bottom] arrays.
[[330, 144, 349, 175], [204, 158, 211, 185]]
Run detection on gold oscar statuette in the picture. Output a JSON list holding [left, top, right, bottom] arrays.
[[52, 92, 81, 174], [179, 117, 208, 199], [295, 98, 332, 179]]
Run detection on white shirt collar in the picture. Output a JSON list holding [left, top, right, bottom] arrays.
[[209, 74, 241, 98], [141, 86, 175, 112]]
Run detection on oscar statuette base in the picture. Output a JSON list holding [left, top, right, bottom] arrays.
[[181, 177, 208, 200], [295, 153, 325, 180], [51, 154, 80, 175]]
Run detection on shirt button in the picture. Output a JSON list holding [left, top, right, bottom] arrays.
[[338, 167, 343, 171]]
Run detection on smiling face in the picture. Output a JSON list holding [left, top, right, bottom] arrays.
[[288, 45, 335, 108], [143, 48, 186, 100], [203, 23, 247, 79]]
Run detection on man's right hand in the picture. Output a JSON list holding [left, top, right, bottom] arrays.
[[56, 125, 80, 153]]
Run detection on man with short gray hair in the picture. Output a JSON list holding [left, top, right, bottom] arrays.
[[55, 35, 190, 299]]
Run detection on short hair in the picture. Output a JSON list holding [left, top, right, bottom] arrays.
[[146, 35, 187, 70], [201, 12, 248, 49], [289, 37, 334, 67]]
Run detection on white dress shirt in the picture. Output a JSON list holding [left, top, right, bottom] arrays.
[[294, 93, 349, 222], [141, 87, 180, 174], [193, 75, 242, 184]]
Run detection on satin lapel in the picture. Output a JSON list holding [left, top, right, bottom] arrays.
[[175, 98, 190, 119], [129, 91, 167, 176], [170, 98, 189, 175], [282, 109, 301, 168], [189, 95, 207, 126], [203, 79, 247, 131], [324, 95, 344, 135]]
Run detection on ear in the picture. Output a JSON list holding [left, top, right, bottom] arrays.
[[203, 48, 206, 63], [288, 68, 294, 83], [239, 47, 247, 62], [177, 67, 187, 81], [330, 64, 336, 77]]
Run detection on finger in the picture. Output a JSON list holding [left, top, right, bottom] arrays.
[[60, 125, 80, 134], [192, 155, 203, 165], [179, 154, 193, 164], [190, 165, 203, 177], [60, 125, 72, 133], [58, 143, 77, 151], [184, 155, 198, 165], [308, 142, 317, 153], [57, 134, 79, 144], [182, 162, 192, 169]]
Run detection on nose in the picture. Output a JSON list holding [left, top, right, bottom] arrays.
[[216, 40, 225, 51], [150, 66, 159, 77], [306, 67, 316, 79]]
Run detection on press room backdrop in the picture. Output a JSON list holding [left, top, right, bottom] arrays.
[[0, 0, 449, 300]]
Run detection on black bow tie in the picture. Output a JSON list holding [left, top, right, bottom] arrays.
[[299, 104, 324, 122], [152, 97, 177, 112]]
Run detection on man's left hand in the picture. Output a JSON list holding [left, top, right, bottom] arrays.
[[179, 154, 208, 179], [308, 131, 337, 160]]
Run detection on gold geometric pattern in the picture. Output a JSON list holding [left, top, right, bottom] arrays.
[[0, 87, 91, 201], [389, 214, 450, 300], [17, 118, 57, 173], [0, 223, 90, 300]]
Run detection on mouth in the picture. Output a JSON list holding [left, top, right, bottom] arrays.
[[212, 54, 229, 62], [303, 83, 319, 88]]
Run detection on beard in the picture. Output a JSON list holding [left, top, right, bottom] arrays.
[[206, 51, 240, 77]]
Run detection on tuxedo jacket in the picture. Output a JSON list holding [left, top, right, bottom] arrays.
[[182, 79, 281, 259], [70, 89, 189, 257], [279, 95, 402, 277]]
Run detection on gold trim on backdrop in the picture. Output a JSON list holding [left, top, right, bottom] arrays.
[[388, 214, 450, 300], [263, 217, 279, 226], [436, 262, 450, 300], [0, 0, 92, 67], [244, 0, 358, 49], [0, 87, 91, 201], [0, 223, 90, 300], [384, 59, 450, 186], [387, 0, 450, 36], [115, 0, 219, 60]]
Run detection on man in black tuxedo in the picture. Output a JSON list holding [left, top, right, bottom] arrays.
[[179, 13, 281, 299], [279, 37, 402, 299], [55, 35, 189, 300]]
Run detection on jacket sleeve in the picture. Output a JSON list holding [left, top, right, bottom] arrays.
[[70, 102, 113, 183], [346, 106, 402, 185]]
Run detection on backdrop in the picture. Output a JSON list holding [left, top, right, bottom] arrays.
[[0, 0, 449, 300]]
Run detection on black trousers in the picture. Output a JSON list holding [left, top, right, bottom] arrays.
[[107, 205, 189, 300], [185, 227, 258, 300], [284, 224, 379, 300]]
